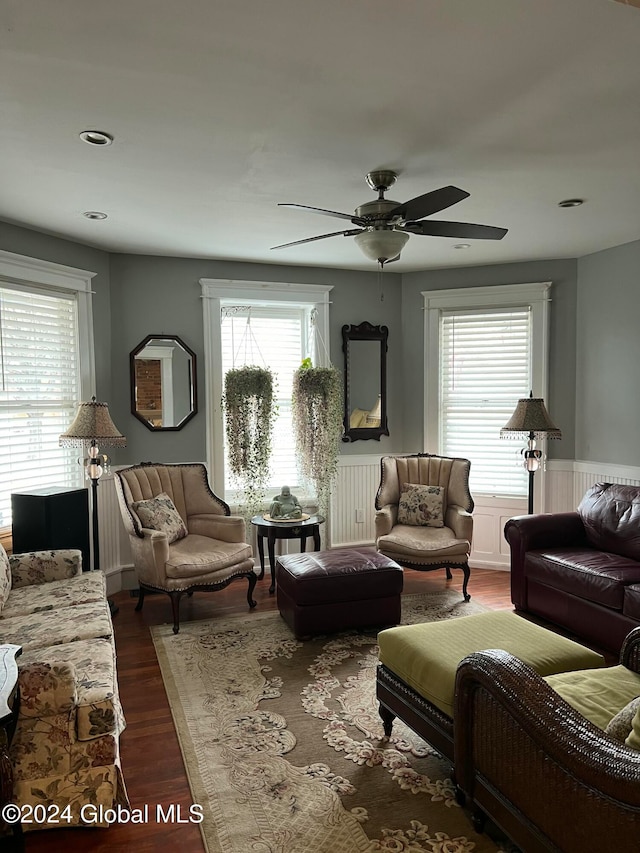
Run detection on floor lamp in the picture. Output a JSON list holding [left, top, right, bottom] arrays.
[[501, 392, 562, 514], [59, 397, 127, 615]]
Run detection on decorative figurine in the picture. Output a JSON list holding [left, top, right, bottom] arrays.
[[269, 485, 303, 520]]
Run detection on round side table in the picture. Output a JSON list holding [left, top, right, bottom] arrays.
[[251, 515, 325, 593]]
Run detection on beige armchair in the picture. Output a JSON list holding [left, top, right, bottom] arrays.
[[374, 453, 474, 600], [114, 462, 256, 633]]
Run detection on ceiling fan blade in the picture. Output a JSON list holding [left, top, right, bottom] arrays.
[[387, 186, 470, 222], [402, 220, 508, 240], [278, 203, 364, 225], [271, 229, 362, 250]]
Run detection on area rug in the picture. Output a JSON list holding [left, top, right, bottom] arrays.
[[151, 591, 512, 853]]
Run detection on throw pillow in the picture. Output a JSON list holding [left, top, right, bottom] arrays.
[[605, 695, 640, 743], [397, 483, 445, 528], [626, 704, 640, 751], [132, 493, 188, 543], [0, 543, 11, 612]]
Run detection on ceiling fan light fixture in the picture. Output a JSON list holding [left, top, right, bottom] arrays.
[[354, 228, 409, 263]]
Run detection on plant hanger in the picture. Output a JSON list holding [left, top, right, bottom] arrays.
[[221, 306, 267, 368]]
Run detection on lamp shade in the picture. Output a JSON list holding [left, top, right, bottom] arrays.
[[59, 397, 127, 447], [354, 228, 409, 263], [500, 394, 561, 439]]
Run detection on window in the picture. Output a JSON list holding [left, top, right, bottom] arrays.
[[423, 282, 551, 497], [220, 305, 310, 491], [201, 279, 333, 502], [0, 250, 95, 532]]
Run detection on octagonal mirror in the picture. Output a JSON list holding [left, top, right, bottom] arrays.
[[130, 335, 197, 430]]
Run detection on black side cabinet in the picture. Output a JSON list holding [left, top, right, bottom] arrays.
[[11, 486, 90, 571]]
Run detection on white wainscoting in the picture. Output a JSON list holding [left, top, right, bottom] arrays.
[[546, 460, 640, 513], [329, 454, 382, 548], [470, 495, 526, 569], [97, 472, 134, 594], [100, 458, 640, 589]]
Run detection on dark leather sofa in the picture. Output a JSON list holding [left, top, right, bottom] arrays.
[[505, 482, 640, 653]]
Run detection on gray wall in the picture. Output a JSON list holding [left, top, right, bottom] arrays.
[[6, 220, 639, 470], [109, 254, 404, 464], [402, 259, 579, 459], [576, 238, 640, 466]]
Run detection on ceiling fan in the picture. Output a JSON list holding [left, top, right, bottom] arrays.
[[272, 170, 508, 266]]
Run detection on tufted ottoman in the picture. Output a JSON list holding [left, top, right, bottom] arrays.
[[276, 547, 403, 639]]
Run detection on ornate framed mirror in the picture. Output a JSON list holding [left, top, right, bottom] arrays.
[[130, 334, 197, 430], [341, 322, 389, 442]]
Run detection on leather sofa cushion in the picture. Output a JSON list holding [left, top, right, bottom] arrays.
[[525, 548, 640, 609], [623, 584, 640, 620], [276, 547, 402, 606], [578, 483, 640, 561]]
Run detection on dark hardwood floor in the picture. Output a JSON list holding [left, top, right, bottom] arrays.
[[23, 566, 514, 852]]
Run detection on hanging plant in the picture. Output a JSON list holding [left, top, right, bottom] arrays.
[[292, 358, 343, 517], [222, 365, 277, 519]]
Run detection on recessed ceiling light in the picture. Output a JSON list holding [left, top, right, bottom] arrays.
[[79, 130, 114, 146], [558, 199, 584, 208], [454, 243, 471, 249], [83, 211, 108, 220]]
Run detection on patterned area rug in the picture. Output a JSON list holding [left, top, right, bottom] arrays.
[[151, 591, 512, 853]]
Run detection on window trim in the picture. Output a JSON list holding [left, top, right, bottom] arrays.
[[422, 281, 552, 504], [200, 279, 333, 497], [0, 249, 97, 543]]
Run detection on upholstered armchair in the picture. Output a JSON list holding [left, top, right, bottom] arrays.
[[374, 453, 474, 600], [114, 462, 256, 633]]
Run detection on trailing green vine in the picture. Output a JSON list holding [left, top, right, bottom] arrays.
[[222, 365, 277, 519], [292, 360, 343, 517]]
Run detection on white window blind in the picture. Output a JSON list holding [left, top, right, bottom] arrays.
[[0, 285, 81, 528], [440, 306, 531, 496], [221, 305, 310, 494]]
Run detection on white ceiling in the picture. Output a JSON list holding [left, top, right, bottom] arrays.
[[2, 0, 640, 272]]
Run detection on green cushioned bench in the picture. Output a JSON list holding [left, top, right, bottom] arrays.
[[376, 610, 605, 763]]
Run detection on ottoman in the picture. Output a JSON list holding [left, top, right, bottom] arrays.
[[276, 547, 403, 639], [376, 610, 605, 762]]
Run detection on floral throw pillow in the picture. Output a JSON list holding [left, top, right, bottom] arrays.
[[132, 493, 188, 543], [397, 483, 445, 528], [0, 544, 11, 612]]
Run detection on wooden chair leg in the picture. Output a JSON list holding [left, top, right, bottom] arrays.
[[445, 567, 453, 580], [134, 586, 146, 612], [247, 571, 257, 608], [169, 591, 185, 634], [461, 563, 471, 601]]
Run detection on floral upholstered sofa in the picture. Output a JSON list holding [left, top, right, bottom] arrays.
[[0, 543, 128, 830]]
